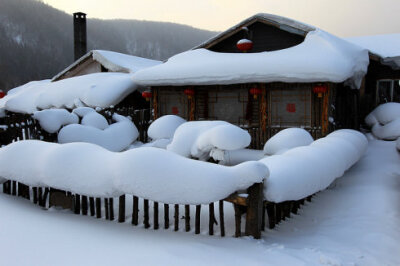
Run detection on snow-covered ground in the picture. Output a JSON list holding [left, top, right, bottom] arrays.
[[0, 139, 399, 265]]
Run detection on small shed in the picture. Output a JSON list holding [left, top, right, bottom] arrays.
[[133, 14, 369, 149], [346, 34, 400, 121]]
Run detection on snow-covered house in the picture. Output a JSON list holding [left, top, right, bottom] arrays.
[[346, 34, 400, 120], [133, 14, 369, 148]]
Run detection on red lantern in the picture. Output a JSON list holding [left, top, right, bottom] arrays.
[[142, 91, 152, 101], [313, 84, 328, 98], [237, 39, 253, 52], [0, 90, 5, 99], [184, 88, 195, 99], [249, 87, 262, 99]]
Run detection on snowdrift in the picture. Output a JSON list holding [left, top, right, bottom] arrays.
[[33, 109, 79, 134], [0, 140, 268, 204], [261, 129, 367, 203], [0, 73, 136, 114], [365, 103, 400, 140]]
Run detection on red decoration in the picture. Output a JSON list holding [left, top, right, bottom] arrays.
[[172, 107, 179, 114], [236, 39, 253, 52], [142, 91, 152, 101], [286, 103, 296, 113], [249, 87, 262, 99], [313, 84, 328, 98], [184, 88, 195, 99], [0, 90, 5, 99]]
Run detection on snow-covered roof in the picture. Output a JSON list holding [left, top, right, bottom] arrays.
[[346, 34, 400, 69], [0, 72, 136, 114], [52, 50, 162, 81], [194, 13, 315, 49], [133, 29, 369, 89]]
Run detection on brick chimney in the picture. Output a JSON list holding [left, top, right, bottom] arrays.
[[73, 12, 87, 60]]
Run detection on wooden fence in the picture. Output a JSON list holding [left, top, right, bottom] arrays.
[[0, 108, 314, 239]]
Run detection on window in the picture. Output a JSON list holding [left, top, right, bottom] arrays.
[[377, 80, 400, 104]]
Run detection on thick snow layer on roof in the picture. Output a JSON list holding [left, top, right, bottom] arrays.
[[167, 121, 251, 160], [0, 73, 136, 114], [0, 140, 267, 203], [58, 114, 138, 152], [346, 34, 400, 58], [93, 50, 162, 73], [133, 29, 369, 89], [52, 50, 162, 81], [261, 129, 367, 203], [365, 103, 400, 140], [263, 128, 314, 155], [32, 109, 79, 134]]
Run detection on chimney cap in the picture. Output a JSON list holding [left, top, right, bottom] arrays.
[[73, 12, 86, 17]]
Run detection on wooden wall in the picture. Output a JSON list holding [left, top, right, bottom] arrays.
[[152, 82, 338, 149], [208, 21, 305, 53]]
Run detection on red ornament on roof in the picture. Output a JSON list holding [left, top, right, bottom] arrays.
[[313, 84, 328, 98], [237, 39, 253, 52], [249, 87, 262, 99], [184, 88, 195, 99], [142, 90, 152, 101]]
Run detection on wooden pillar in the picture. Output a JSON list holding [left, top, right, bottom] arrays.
[[164, 204, 169, 229], [118, 195, 125, 223], [245, 183, 263, 239]]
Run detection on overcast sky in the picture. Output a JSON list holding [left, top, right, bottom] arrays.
[[43, 0, 400, 37]]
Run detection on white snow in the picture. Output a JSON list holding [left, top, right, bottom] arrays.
[[32, 109, 79, 134], [211, 148, 265, 166], [148, 115, 186, 140], [261, 129, 368, 202], [58, 113, 138, 152], [0, 73, 136, 114], [0, 139, 399, 265], [0, 140, 267, 203], [133, 29, 369, 89], [81, 112, 109, 130], [346, 33, 400, 58], [263, 128, 314, 155], [167, 121, 251, 160], [365, 103, 400, 140]]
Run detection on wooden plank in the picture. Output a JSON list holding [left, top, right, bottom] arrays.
[[234, 204, 242, 237], [245, 183, 263, 239], [96, 198, 101, 218], [164, 204, 169, 229], [266, 202, 276, 229], [105, 198, 109, 220], [89, 197, 95, 216], [174, 204, 179, 231], [132, 196, 139, 226], [185, 205, 190, 232], [219, 200, 225, 237], [144, 199, 150, 228], [209, 203, 215, 236], [118, 195, 125, 223], [154, 202, 159, 230], [224, 193, 247, 206], [74, 194, 81, 215], [81, 196, 88, 215], [195, 205, 201, 234], [109, 198, 114, 221]]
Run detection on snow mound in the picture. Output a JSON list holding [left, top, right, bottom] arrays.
[[0, 73, 136, 114], [148, 115, 186, 140], [167, 121, 251, 160], [0, 140, 268, 203], [58, 114, 138, 152], [261, 129, 367, 203], [81, 112, 109, 130], [365, 103, 400, 140], [133, 30, 369, 89], [73, 107, 96, 117], [263, 128, 314, 155], [33, 109, 79, 134]]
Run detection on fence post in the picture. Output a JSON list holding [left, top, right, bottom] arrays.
[[245, 182, 264, 239]]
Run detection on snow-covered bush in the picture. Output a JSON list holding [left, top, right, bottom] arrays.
[[148, 115, 186, 140], [365, 103, 400, 140], [58, 113, 138, 152], [33, 109, 79, 134], [167, 121, 251, 160], [261, 129, 367, 203], [263, 128, 314, 155], [0, 140, 269, 204]]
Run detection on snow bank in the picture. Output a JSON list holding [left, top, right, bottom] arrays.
[[0, 140, 268, 204], [365, 103, 400, 140], [58, 114, 138, 152], [167, 121, 251, 160], [32, 109, 79, 134], [261, 129, 367, 203], [148, 115, 186, 140], [81, 112, 109, 130], [133, 30, 369, 89], [263, 128, 314, 155], [0, 73, 136, 114]]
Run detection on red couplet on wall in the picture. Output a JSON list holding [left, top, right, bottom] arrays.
[[286, 103, 296, 113]]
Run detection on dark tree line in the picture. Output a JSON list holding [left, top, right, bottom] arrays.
[[0, 0, 216, 91]]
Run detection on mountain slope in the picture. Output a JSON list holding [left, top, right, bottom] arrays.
[[0, 0, 217, 90]]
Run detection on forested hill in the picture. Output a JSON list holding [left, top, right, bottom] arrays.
[[0, 0, 217, 91]]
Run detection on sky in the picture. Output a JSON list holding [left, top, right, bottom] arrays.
[[42, 0, 400, 37]]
